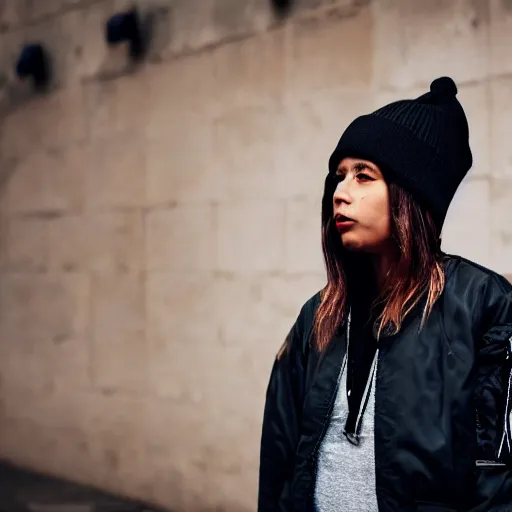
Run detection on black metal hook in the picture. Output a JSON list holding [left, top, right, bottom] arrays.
[[15, 43, 50, 90], [271, 0, 293, 17], [105, 7, 144, 60]]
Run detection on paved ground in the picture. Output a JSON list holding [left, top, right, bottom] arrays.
[[0, 461, 166, 512]]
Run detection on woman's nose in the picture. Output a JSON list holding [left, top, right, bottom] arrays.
[[333, 177, 352, 206]]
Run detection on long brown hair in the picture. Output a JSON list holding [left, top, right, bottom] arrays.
[[314, 179, 445, 351]]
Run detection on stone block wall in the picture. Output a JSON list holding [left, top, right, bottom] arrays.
[[0, 0, 510, 510]]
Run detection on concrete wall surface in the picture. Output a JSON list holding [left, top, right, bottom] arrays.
[[0, 0, 511, 510]]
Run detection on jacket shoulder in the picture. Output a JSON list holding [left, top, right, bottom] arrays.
[[297, 291, 322, 328], [444, 254, 512, 327], [294, 291, 322, 349], [276, 291, 322, 361], [445, 254, 512, 293]]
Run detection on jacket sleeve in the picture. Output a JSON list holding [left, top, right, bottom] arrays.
[[258, 307, 308, 512], [474, 275, 512, 511], [480, 275, 512, 466]]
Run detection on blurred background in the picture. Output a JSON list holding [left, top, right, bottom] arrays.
[[0, 0, 510, 510]]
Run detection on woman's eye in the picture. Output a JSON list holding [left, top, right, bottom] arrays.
[[357, 173, 373, 181]]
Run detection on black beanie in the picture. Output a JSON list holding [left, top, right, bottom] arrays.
[[327, 76, 473, 229]]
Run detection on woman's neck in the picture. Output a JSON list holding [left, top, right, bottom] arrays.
[[371, 248, 395, 292]]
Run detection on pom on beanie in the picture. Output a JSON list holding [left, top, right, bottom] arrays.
[[430, 76, 458, 100]]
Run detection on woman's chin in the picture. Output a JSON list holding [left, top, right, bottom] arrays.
[[340, 233, 364, 252]]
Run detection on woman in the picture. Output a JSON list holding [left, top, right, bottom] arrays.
[[258, 76, 512, 512]]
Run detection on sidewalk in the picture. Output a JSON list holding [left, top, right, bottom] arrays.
[[0, 461, 165, 512]]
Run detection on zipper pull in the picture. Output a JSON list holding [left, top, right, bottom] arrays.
[[343, 430, 361, 446]]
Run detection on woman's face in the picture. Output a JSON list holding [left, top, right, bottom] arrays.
[[332, 157, 391, 254]]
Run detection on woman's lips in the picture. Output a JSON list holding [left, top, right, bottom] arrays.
[[335, 220, 355, 232]]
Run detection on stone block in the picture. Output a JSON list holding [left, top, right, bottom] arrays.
[[24, 0, 88, 21], [164, 0, 217, 58], [146, 396, 208, 463], [47, 215, 88, 272], [1, 145, 87, 215], [0, 279, 55, 391], [24, 0, 61, 20], [212, 0, 274, 38], [43, 334, 91, 391], [87, 212, 144, 274], [490, 178, 512, 274], [373, 0, 489, 90], [0, 275, 38, 352], [84, 392, 149, 491], [160, 0, 273, 59], [36, 273, 90, 348], [216, 200, 285, 273], [146, 112, 219, 206], [198, 420, 258, 508], [84, 68, 149, 141], [146, 51, 217, 139], [0, 215, 49, 272], [215, 273, 325, 353], [0, 380, 47, 423], [441, 178, 492, 268], [90, 273, 147, 393], [0, 274, 90, 388], [490, 77, 512, 177], [490, 0, 512, 76], [287, 5, 372, 99], [0, 86, 87, 160], [213, 105, 279, 201], [213, 28, 285, 109], [41, 145, 88, 214], [0, 152, 47, 214], [284, 197, 324, 273], [86, 133, 146, 211], [145, 398, 211, 510], [0, 0, 25, 30], [146, 204, 216, 272], [0, 386, 101, 482], [207, 275, 277, 349], [459, 82, 491, 179], [0, 418, 59, 467], [36, 386, 95, 431], [49, 86, 88, 146], [0, 420, 92, 482], [203, 467, 256, 512], [148, 320, 224, 405], [146, 273, 222, 389]]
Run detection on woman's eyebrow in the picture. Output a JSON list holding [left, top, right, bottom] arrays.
[[353, 162, 377, 173], [337, 162, 380, 174]]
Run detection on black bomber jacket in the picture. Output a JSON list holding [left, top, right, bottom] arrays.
[[258, 255, 512, 512]]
